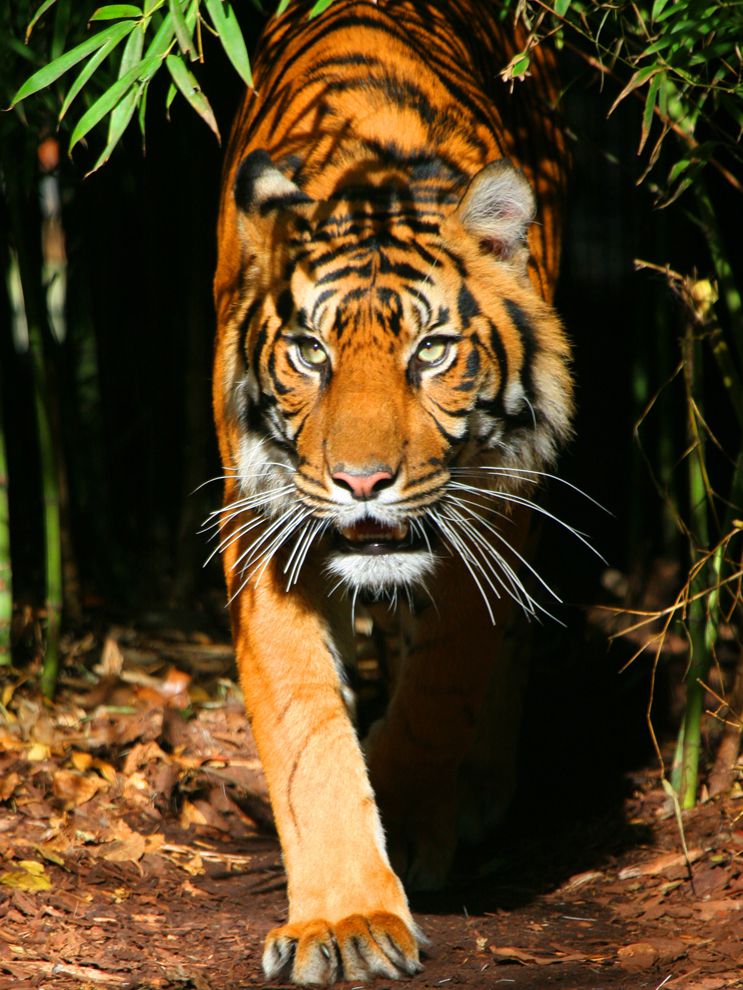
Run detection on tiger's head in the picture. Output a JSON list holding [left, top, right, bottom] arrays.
[[216, 150, 573, 605]]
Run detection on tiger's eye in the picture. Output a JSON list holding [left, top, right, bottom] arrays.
[[416, 338, 449, 365], [297, 338, 328, 367]]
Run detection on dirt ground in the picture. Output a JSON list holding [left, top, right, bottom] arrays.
[[0, 623, 741, 990]]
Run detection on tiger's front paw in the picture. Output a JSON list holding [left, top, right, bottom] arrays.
[[262, 911, 422, 986]]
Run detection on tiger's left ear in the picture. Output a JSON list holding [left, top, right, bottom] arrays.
[[453, 160, 536, 269]]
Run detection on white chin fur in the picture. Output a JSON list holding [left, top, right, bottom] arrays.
[[327, 549, 437, 594]]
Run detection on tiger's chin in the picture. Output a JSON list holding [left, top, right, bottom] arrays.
[[327, 535, 437, 596]]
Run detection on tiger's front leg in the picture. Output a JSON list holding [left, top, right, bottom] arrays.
[[224, 538, 421, 986]]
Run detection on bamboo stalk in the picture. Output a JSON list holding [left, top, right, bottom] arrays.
[[0, 379, 11, 667], [4, 152, 64, 698]]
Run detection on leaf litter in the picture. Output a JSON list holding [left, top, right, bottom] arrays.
[[0, 622, 741, 989]]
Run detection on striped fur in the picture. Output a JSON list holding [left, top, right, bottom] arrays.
[[212, 1, 573, 984]]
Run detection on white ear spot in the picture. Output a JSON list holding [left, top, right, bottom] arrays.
[[456, 160, 536, 262]]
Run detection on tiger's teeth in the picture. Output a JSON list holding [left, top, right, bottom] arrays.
[[340, 520, 409, 542]]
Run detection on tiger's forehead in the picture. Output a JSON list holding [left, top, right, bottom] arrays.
[[289, 234, 456, 343]]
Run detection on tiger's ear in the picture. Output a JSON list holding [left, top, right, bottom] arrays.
[[233, 149, 314, 242], [453, 160, 535, 268]]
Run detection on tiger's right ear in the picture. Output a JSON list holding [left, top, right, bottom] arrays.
[[234, 149, 314, 240]]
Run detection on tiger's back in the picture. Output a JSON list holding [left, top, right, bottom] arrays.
[[213, 2, 573, 985]]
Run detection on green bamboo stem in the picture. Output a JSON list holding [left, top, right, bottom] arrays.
[[677, 321, 714, 809], [29, 317, 63, 699], [0, 381, 12, 667], [4, 157, 64, 698]]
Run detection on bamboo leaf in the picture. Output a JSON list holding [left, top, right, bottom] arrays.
[[90, 85, 141, 172], [609, 64, 660, 116], [651, 0, 671, 20], [309, 0, 335, 17], [60, 22, 135, 119], [203, 0, 253, 87], [554, 0, 571, 16], [165, 53, 220, 139], [168, 0, 195, 57], [639, 72, 662, 154], [275, 0, 292, 12], [90, 4, 142, 20], [11, 22, 133, 105], [69, 55, 158, 152], [26, 0, 62, 42]]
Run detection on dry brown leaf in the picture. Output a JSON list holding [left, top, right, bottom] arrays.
[[695, 898, 743, 921], [618, 848, 703, 879], [617, 942, 659, 971], [490, 945, 588, 966], [122, 740, 169, 775], [97, 635, 125, 677], [144, 832, 165, 854], [101, 832, 147, 863], [70, 751, 94, 771], [0, 772, 21, 801], [52, 769, 106, 808], [180, 799, 209, 828]]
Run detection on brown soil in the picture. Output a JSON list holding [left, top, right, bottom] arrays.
[[1, 624, 741, 990]]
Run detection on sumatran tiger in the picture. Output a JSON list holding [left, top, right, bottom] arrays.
[[212, 0, 573, 983]]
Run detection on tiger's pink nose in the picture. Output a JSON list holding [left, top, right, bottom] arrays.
[[331, 469, 394, 500]]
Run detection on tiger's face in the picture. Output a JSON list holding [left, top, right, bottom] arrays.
[[222, 152, 573, 600]]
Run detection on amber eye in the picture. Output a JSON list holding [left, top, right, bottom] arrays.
[[296, 337, 329, 368], [415, 337, 451, 366]]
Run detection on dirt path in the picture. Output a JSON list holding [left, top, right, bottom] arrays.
[[1, 628, 741, 989]]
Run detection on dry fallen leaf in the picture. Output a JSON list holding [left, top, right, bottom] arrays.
[[53, 769, 106, 808], [618, 848, 703, 879], [0, 860, 52, 891], [0, 772, 21, 801], [490, 945, 589, 966], [617, 942, 659, 971]]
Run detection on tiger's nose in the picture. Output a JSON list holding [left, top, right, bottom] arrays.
[[331, 468, 395, 500]]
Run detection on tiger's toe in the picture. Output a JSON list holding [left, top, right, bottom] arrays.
[[263, 912, 422, 986]]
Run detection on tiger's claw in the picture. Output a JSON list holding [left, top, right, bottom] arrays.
[[263, 912, 422, 986]]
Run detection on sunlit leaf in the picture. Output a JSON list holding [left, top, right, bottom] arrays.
[[90, 4, 142, 20], [0, 861, 52, 891], [639, 72, 662, 154], [609, 64, 660, 116], [165, 53, 220, 139], [168, 0, 195, 58], [12, 22, 132, 105], [60, 23, 135, 120], [275, 0, 292, 12], [309, 0, 335, 17], [554, 0, 571, 16], [69, 55, 158, 152], [204, 0, 253, 87]]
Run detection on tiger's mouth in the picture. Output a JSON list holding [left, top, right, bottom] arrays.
[[335, 518, 427, 555]]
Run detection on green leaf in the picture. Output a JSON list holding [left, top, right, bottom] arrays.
[[651, 0, 671, 21], [204, 0, 253, 87], [11, 21, 135, 105], [168, 0, 195, 57], [554, 0, 571, 16], [165, 53, 220, 138], [639, 72, 662, 154], [69, 55, 158, 152], [275, 0, 292, 12], [309, 0, 335, 17], [141, 11, 175, 71], [60, 22, 136, 119], [609, 64, 660, 116], [26, 0, 61, 41], [117, 19, 145, 76], [90, 4, 142, 20], [90, 85, 140, 172], [51, 0, 72, 60]]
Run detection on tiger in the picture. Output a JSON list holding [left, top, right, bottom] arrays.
[[212, 0, 573, 983]]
